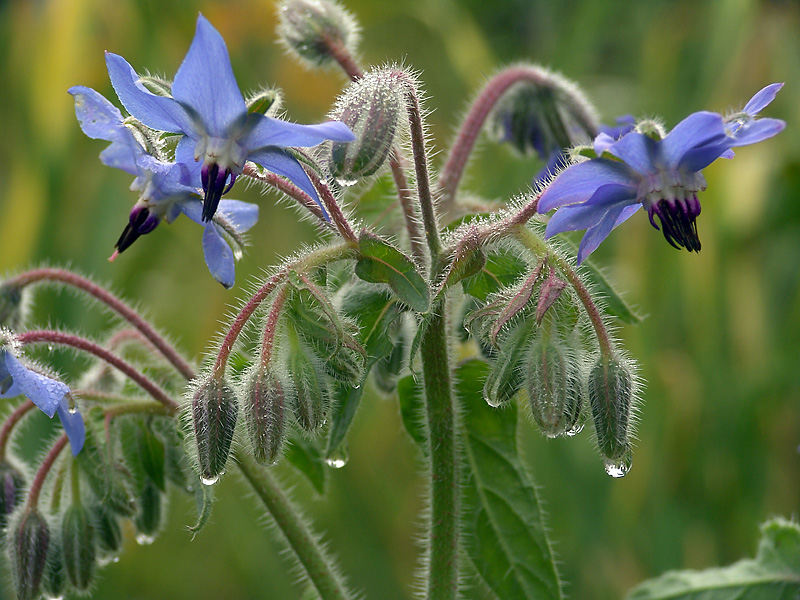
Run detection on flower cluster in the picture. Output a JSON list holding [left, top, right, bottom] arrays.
[[537, 84, 785, 264], [70, 14, 354, 287]]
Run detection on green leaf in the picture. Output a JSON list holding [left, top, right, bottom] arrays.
[[355, 230, 430, 313], [285, 435, 326, 495], [340, 283, 402, 360], [458, 359, 563, 600], [188, 477, 214, 539], [463, 251, 528, 301], [627, 517, 800, 600], [396, 375, 426, 451]]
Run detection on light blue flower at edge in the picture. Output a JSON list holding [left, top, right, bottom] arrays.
[[537, 84, 785, 264], [69, 86, 259, 288], [105, 14, 355, 224], [0, 348, 85, 456]]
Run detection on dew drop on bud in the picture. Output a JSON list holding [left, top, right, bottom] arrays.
[[603, 445, 633, 478], [135, 534, 155, 546], [325, 446, 348, 469], [200, 474, 219, 486]]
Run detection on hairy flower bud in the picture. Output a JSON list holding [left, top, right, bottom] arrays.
[[289, 350, 327, 432], [0, 461, 26, 531], [41, 531, 66, 600], [277, 0, 360, 68], [588, 354, 634, 477], [329, 68, 405, 185], [92, 503, 123, 560], [483, 322, 533, 408], [62, 504, 96, 591], [134, 480, 163, 542], [246, 87, 283, 117], [191, 377, 239, 485], [9, 509, 50, 600], [526, 337, 583, 438], [244, 366, 286, 465]]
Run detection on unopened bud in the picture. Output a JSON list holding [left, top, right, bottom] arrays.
[[535, 268, 568, 324], [588, 354, 634, 477], [0, 284, 25, 330], [526, 338, 583, 437], [277, 0, 360, 68], [329, 68, 405, 185], [191, 377, 239, 485], [41, 531, 66, 600], [9, 509, 50, 600], [91, 503, 122, 559], [483, 322, 533, 408], [246, 87, 283, 116], [0, 461, 26, 531], [244, 366, 286, 465], [134, 480, 163, 541], [289, 350, 327, 432], [62, 504, 95, 591]]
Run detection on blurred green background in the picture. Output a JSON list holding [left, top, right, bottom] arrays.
[[0, 0, 798, 598]]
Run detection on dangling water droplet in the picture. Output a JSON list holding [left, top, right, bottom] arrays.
[[233, 247, 243, 261], [335, 176, 358, 187], [68, 406, 78, 414], [135, 533, 155, 546], [482, 389, 504, 408], [603, 446, 633, 478], [565, 422, 584, 437], [98, 554, 120, 567], [47, 344, 54, 352], [200, 474, 219, 486], [325, 446, 348, 469], [44, 595, 64, 600]]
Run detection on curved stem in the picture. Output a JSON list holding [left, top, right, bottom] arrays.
[[26, 434, 68, 510], [235, 449, 354, 600], [438, 65, 599, 209], [243, 164, 330, 225], [15, 330, 179, 412], [3, 269, 195, 380], [306, 170, 358, 243], [260, 286, 289, 366], [420, 300, 459, 600], [0, 400, 35, 460]]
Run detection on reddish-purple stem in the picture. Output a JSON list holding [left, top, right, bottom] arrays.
[[243, 164, 330, 225], [4, 269, 194, 380], [26, 434, 68, 509], [261, 286, 289, 366], [15, 330, 179, 412], [0, 400, 35, 459]]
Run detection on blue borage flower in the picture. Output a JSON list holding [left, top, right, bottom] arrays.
[[537, 84, 785, 264], [104, 14, 355, 223], [69, 86, 259, 289], [0, 346, 85, 456]]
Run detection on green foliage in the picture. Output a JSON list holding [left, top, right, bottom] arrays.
[[627, 518, 800, 600]]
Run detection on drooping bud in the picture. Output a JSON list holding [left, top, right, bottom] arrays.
[[526, 336, 583, 438], [483, 321, 534, 408], [535, 268, 568, 324], [91, 503, 123, 561], [133, 480, 163, 543], [329, 68, 405, 185], [61, 504, 95, 591], [243, 366, 286, 465], [0, 461, 26, 532], [288, 348, 328, 432], [191, 377, 239, 485], [588, 353, 635, 477], [41, 530, 66, 600], [0, 284, 26, 330], [277, 0, 360, 68], [9, 509, 50, 600]]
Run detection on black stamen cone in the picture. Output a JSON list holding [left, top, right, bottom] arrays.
[[115, 208, 152, 253], [648, 197, 702, 252], [202, 163, 225, 222]]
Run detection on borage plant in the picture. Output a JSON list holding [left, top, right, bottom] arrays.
[[0, 1, 796, 599]]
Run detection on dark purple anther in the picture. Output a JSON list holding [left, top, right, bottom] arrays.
[[201, 163, 232, 222], [114, 205, 160, 254], [647, 195, 702, 252]]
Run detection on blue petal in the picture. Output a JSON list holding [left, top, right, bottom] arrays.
[[99, 141, 140, 176], [175, 136, 204, 186], [241, 113, 355, 150], [56, 397, 85, 456], [576, 203, 629, 264], [661, 111, 726, 170], [202, 222, 236, 289], [614, 203, 641, 227], [0, 351, 22, 398], [177, 199, 203, 224], [545, 184, 637, 237], [743, 83, 783, 116], [217, 200, 259, 232], [69, 86, 127, 141], [593, 132, 617, 155], [537, 159, 638, 212], [3, 352, 68, 418], [607, 132, 658, 175], [729, 118, 786, 147], [106, 52, 195, 134], [246, 147, 330, 221], [676, 142, 730, 172], [171, 15, 246, 137]]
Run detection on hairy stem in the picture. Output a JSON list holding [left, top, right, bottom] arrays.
[[0, 400, 35, 460], [235, 449, 354, 600], [4, 268, 195, 380], [420, 300, 459, 599], [26, 434, 68, 509], [15, 330, 179, 412]]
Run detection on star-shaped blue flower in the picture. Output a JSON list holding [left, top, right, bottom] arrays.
[[105, 14, 354, 223], [537, 84, 785, 264], [0, 348, 85, 455], [69, 85, 259, 288]]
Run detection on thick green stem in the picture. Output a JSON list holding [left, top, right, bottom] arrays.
[[234, 449, 353, 600], [420, 300, 459, 599]]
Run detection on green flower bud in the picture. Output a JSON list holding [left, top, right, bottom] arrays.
[[246, 87, 283, 116], [526, 337, 583, 438], [41, 530, 66, 600], [483, 321, 533, 408], [91, 503, 122, 560], [289, 349, 327, 433], [588, 354, 635, 477], [0, 461, 26, 532], [329, 68, 405, 185], [62, 504, 95, 591], [9, 510, 50, 600], [191, 377, 239, 485], [277, 0, 360, 68], [133, 480, 163, 544], [244, 366, 286, 465]]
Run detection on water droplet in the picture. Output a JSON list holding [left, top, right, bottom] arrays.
[[565, 422, 584, 437], [335, 176, 358, 187], [44, 595, 64, 600], [233, 247, 243, 261], [603, 446, 633, 478], [135, 533, 155, 546], [482, 390, 505, 408], [98, 554, 120, 567], [68, 406, 78, 415], [325, 446, 348, 469], [47, 344, 54, 352], [200, 474, 219, 486]]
